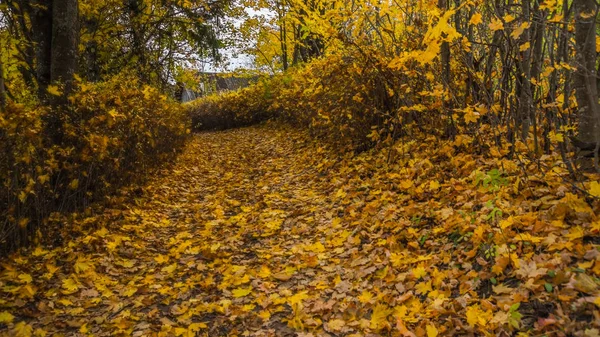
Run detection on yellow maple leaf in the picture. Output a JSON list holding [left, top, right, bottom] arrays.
[[426, 324, 439, 337], [401, 179, 414, 189], [469, 13, 483, 25], [161, 263, 177, 274], [466, 305, 486, 326], [412, 266, 427, 279], [519, 42, 531, 52], [0, 311, 15, 323], [464, 108, 480, 124], [288, 291, 309, 305], [122, 286, 137, 297], [62, 278, 79, 294], [358, 290, 374, 304], [57, 298, 73, 306], [327, 318, 346, 331], [154, 254, 169, 264], [18, 273, 32, 284], [232, 286, 252, 298], [242, 304, 255, 312], [489, 18, 504, 31], [370, 303, 392, 330], [11, 322, 32, 337], [258, 310, 271, 321], [306, 241, 325, 253], [510, 22, 530, 40], [188, 322, 207, 331], [47, 85, 62, 96], [258, 265, 271, 278], [589, 181, 600, 198], [19, 284, 36, 299], [415, 280, 433, 295], [548, 131, 564, 143], [74, 260, 92, 274], [68, 179, 79, 190], [173, 327, 188, 336]]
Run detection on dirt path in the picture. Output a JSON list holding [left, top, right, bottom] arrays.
[[1, 123, 599, 336]]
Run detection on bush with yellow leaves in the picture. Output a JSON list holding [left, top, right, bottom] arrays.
[[0, 75, 188, 254], [187, 78, 275, 131], [186, 51, 435, 150]]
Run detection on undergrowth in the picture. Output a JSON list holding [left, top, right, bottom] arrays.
[[0, 75, 188, 254]]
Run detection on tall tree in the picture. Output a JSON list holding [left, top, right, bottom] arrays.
[[23, 0, 78, 105]]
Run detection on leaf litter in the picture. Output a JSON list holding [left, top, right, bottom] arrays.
[[1, 122, 599, 336]]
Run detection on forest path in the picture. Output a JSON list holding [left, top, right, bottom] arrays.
[[2, 122, 598, 336], [1, 123, 357, 336]]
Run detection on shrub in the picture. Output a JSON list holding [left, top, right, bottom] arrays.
[[187, 78, 274, 131], [0, 75, 188, 254], [186, 53, 403, 149]]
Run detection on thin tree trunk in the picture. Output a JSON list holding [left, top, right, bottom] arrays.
[[83, 17, 100, 82], [277, 1, 288, 70], [127, 0, 146, 82], [530, 3, 545, 154], [50, 0, 79, 105], [31, 0, 53, 103], [573, 0, 600, 166], [438, 0, 454, 138], [518, 0, 532, 141], [0, 58, 6, 112]]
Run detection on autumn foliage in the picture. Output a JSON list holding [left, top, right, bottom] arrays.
[[0, 75, 187, 253], [2, 0, 600, 335], [188, 79, 273, 131], [0, 124, 599, 336]]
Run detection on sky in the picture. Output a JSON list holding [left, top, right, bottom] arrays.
[[205, 6, 274, 72]]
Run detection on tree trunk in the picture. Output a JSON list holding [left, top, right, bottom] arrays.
[[50, 0, 79, 105], [82, 17, 100, 82], [126, 0, 146, 82], [30, 0, 53, 103], [438, 0, 454, 138], [518, 0, 533, 141], [530, 2, 545, 154], [0, 58, 6, 112], [277, 1, 288, 70], [573, 0, 600, 165], [11, 0, 37, 88]]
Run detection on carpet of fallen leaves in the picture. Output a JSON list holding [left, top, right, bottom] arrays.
[[1, 122, 600, 337]]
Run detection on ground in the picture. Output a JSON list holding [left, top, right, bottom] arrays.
[[1, 122, 599, 337]]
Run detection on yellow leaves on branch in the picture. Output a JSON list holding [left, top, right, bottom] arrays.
[[469, 13, 483, 25], [388, 9, 462, 68], [510, 22, 530, 40], [46, 85, 62, 96], [488, 18, 504, 31]]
